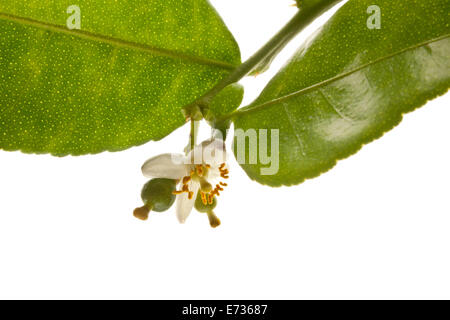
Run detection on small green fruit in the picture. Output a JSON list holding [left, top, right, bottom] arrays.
[[194, 192, 217, 213], [141, 178, 177, 212], [194, 193, 221, 228], [134, 178, 177, 220]]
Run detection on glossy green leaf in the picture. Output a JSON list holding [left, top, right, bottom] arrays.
[[0, 0, 240, 156], [207, 83, 244, 138], [233, 0, 450, 186]]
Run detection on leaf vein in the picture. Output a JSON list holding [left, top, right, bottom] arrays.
[[236, 34, 450, 117], [0, 12, 237, 70]]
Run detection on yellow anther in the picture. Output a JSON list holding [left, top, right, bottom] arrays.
[[220, 172, 229, 179], [182, 176, 191, 184], [219, 182, 227, 187], [172, 190, 183, 195], [196, 165, 204, 176], [188, 191, 194, 200], [201, 192, 207, 205]]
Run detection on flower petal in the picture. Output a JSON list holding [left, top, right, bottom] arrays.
[[141, 153, 188, 179], [176, 181, 199, 223]]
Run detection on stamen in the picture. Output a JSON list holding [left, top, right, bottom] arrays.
[[172, 190, 184, 195], [188, 191, 194, 200], [208, 194, 214, 205], [196, 165, 203, 176], [219, 165, 229, 179], [201, 192, 207, 205], [219, 182, 228, 186], [216, 184, 224, 191], [182, 176, 191, 184], [211, 186, 218, 196], [219, 163, 226, 170]]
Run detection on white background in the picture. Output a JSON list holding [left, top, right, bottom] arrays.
[[0, 0, 449, 299]]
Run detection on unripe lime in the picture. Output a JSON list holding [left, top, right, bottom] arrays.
[[194, 192, 217, 213], [141, 178, 177, 212]]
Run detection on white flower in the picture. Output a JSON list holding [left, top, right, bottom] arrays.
[[141, 138, 229, 224]]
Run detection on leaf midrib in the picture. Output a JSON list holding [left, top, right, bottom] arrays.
[[0, 12, 237, 70], [234, 34, 450, 118]]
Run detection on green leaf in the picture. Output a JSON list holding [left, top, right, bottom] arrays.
[[206, 83, 244, 138], [0, 0, 240, 156], [233, 0, 450, 186]]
